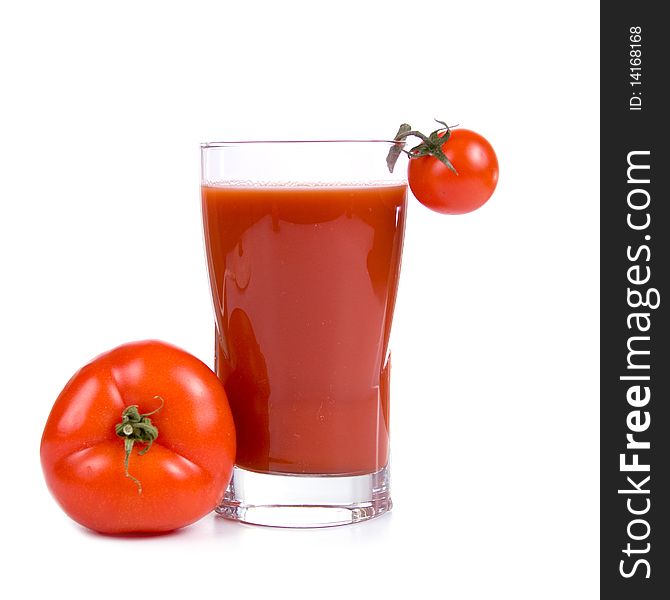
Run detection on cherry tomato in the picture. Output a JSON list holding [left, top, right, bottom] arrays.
[[40, 340, 236, 534], [407, 128, 499, 214]]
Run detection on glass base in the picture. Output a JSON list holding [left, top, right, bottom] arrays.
[[216, 464, 392, 528]]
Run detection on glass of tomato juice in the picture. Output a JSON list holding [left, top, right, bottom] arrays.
[[201, 140, 406, 527]]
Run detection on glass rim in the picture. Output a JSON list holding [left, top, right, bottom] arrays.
[[201, 139, 402, 149]]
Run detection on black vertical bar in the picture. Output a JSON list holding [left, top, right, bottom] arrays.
[[601, 2, 669, 597]]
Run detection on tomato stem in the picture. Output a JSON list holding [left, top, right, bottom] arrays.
[[386, 120, 459, 175], [114, 396, 164, 495]]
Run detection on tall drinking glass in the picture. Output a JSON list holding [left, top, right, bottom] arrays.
[[201, 141, 406, 527]]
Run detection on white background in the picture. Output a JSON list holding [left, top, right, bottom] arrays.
[[0, 1, 599, 598]]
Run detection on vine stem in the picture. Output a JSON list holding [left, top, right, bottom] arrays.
[[386, 120, 459, 174]]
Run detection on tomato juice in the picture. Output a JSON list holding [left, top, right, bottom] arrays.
[[202, 182, 406, 475]]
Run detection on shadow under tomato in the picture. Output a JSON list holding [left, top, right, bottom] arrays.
[[77, 523, 192, 539]]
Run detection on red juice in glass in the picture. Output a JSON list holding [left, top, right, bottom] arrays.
[[201, 141, 406, 527]]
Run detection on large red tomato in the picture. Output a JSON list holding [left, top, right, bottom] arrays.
[[40, 340, 236, 534]]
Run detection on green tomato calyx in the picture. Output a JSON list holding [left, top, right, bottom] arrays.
[[114, 396, 164, 495], [386, 120, 459, 174]]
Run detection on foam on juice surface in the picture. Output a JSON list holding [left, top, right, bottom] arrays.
[[203, 180, 406, 189]]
